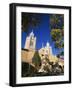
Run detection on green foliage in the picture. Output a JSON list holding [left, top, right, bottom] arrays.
[[51, 29, 62, 41], [32, 51, 41, 69], [50, 14, 64, 51], [50, 14, 64, 29], [22, 13, 40, 32], [54, 41, 64, 49], [51, 29, 64, 48], [60, 51, 64, 55]]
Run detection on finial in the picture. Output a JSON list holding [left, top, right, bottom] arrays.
[[30, 29, 34, 36]]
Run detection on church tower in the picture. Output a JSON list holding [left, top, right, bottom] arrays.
[[24, 30, 36, 50]]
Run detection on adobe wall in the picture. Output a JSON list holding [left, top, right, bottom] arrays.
[[21, 49, 35, 63]]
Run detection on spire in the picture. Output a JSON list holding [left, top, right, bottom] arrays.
[[32, 29, 33, 33], [46, 42, 49, 47], [30, 29, 34, 37]]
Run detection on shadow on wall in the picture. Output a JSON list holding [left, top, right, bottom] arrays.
[[21, 62, 37, 77], [21, 51, 41, 77]]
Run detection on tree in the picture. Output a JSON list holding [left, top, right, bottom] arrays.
[[50, 14, 64, 55], [22, 13, 41, 33], [32, 51, 41, 70], [50, 14, 64, 29], [51, 29, 64, 54], [51, 29, 63, 41], [60, 51, 64, 56]]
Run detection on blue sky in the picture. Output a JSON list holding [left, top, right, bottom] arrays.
[[22, 14, 63, 55]]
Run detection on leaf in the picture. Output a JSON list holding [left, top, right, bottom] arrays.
[[50, 14, 64, 29], [22, 13, 41, 33]]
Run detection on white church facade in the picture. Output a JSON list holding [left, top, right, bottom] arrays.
[[22, 30, 64, 68]]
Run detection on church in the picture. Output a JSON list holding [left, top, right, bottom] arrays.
[[21, 30, 64, 69]]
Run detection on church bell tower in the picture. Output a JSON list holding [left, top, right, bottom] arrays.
[[24, 30, 36, 50]]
